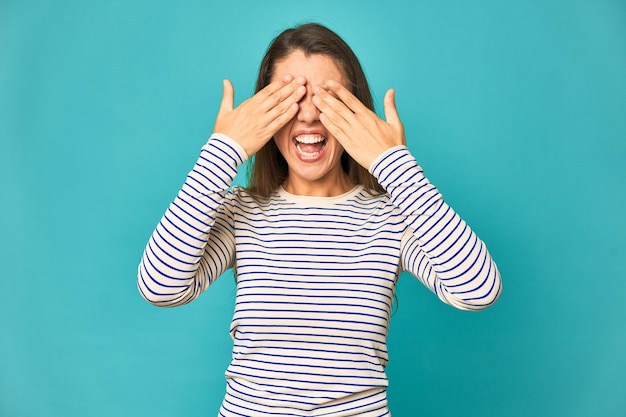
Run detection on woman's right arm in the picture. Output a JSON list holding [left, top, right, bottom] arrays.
[[137, 75, 306, 307], [137, 134, 247, 307]]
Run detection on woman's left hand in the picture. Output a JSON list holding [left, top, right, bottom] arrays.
[[312, 81, 405, 169]]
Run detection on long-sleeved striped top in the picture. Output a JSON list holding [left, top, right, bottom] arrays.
[[138, 134, 501, 416]]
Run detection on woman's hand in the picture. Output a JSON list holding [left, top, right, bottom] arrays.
[[312, 81, 405, 169], [214, 75, 306, 156]]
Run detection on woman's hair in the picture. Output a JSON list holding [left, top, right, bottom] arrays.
[[246, 23, 384, 197]]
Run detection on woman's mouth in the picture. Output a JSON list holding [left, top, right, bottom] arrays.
[[294, 134, 327, 160]]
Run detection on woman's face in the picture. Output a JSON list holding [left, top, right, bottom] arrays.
[[271, 50, 350, 195]]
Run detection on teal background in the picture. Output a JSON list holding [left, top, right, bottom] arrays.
[[1, 0, 625, 416]]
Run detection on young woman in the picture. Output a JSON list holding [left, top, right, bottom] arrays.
[[138, 23, 501, 417]]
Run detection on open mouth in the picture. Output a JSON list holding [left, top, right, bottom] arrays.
[[294, 134, 327, 159]]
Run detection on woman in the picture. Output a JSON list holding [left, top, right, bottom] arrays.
[[138, 23, 501, 417]]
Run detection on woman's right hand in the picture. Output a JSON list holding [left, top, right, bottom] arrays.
[[213, 75, 306, 156]]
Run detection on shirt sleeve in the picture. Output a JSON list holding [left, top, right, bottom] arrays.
[[370, 146, 502, 311], [137, 134, 248, 307]]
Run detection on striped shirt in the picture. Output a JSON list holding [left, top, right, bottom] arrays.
[[138, 134, 502, 416]]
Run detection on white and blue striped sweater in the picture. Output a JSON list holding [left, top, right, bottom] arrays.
[[138, 134, 501, 416]]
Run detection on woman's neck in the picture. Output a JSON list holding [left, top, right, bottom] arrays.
[[282, 173, 355, 197]]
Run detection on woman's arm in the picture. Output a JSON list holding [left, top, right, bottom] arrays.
[[137, 134, 246, 307], [371, 146, 501, 311], [138, 76, 306, 307], [313, 82, 500, 310]]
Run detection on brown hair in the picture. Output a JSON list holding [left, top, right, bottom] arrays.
[[246, 23, 384, 197]]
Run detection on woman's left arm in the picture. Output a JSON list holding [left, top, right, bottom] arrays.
[[371, 146, 502, 310], [314, 82, 501, 310]]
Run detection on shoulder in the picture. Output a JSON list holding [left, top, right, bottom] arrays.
[[335, 186, 397, 219], [225, 186, 280, 211], [351, 186, 392, 206]]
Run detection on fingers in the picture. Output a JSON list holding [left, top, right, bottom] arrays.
[[258, 75, 305, 111], [312, 88, 353, 151], [269, 76, 306, 115], [264, 102, 299, 134], [213, 75, 307, 156], [312, 85, 355, 124], [258, 76, 305, 133], [276, 82, 306, 119], [323, 80, 371, 115], [313, 83, 370, 144], [313, 82, 406, 168], [246, 75, 305, 145], [383, 88, 402, 129], [218, 79, 234, 116]]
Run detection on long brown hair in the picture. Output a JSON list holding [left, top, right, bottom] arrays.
[[246, 23, 384, 197]]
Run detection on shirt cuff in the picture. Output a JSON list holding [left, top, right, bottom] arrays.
[[368, 145, 409, 174], [210, 132, 250, 164]]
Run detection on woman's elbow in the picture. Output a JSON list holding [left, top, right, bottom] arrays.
[[441, 270, 502, 311], [137, 269, 196, 308]]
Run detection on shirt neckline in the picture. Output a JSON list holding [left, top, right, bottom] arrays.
[[277, 185, 364, 204]]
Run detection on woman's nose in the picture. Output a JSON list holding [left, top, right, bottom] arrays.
[[296, 87, 320, 124]]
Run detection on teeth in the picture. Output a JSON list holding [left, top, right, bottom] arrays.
[[295, 134, 325, 144], [298, 149, 321, 158]]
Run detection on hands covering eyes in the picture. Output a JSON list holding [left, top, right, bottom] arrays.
[[213, 75, 405, 169], [213, 75, 306, 157], [312, 80, 405, 169]]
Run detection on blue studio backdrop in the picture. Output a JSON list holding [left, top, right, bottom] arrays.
[[1, 1, 625, 416]]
